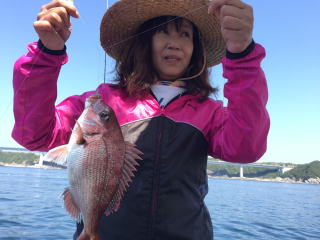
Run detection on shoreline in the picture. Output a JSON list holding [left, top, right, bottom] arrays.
[[0, 163, 62, 170], [1, 163, 319, 185], [208, 175, 320, 185]]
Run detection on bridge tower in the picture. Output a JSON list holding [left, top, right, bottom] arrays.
[[240, 165, 244, 178], [35, 153, 45, 167]]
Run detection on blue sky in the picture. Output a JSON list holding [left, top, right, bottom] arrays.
[[1, 0, 319, 164]]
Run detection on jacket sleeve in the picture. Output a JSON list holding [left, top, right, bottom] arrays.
[[12, 42, 91, 151], [208, 43, 270, 163]]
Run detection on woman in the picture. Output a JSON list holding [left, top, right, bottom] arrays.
[[12, 0, 269, 239]]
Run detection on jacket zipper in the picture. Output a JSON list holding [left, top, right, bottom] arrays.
[[149, 109, 164, 239], [148, 91, 188, 238]]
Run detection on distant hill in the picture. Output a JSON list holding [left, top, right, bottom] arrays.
[[1, 151, 319, 182], [207, 160, 320, 181], [0, 151, 39, 165], [207, 163, 280, 178], [282, 161, 320, 181]]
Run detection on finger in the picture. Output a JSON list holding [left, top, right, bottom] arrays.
[[208, 0, 247, 14], [41, 0, 79, 18], [220, 4, 251, 20], [221, 16, 252, 34], [33, 20, 56, 32], [34, 20, 69, 40], [38, 7, 71, 29], [221, 16, 244, 31], [39, 11, 67, 32], [222, 28, 251, 44], [53, 7, 71, 28], [57, 25, 72, 42]]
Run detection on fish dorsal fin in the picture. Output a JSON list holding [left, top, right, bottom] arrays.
[[104, 141, 143, 216], [62, 188, 81, 222], [42, 144, 69, 167]]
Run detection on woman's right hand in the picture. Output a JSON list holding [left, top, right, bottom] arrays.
[[33, 0, 79, 50]]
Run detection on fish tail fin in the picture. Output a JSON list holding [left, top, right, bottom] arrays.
[[104, 142, 143, 216], [62, 188, 81, 221]]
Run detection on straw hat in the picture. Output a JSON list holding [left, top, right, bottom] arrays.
[[100, 0, 226, 67]]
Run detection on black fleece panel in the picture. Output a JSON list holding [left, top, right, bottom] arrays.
[[74, 116, 213, 240]]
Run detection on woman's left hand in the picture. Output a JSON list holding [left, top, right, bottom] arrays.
[[208, 0, 253, 53]]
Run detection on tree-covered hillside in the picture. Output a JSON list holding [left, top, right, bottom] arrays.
[[207, 164, 280, 178], [0, 151, 39, 165], [1, 151, 319, 181], [207, 160, 320, 180], [282, 161, 320, 181]]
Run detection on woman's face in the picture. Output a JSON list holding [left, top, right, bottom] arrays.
[[152, 19, 194, 81]]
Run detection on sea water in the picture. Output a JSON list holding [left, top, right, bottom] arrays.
[[0, 167, 319, 240]]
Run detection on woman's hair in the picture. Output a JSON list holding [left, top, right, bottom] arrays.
[[114, 16, 217, 99]]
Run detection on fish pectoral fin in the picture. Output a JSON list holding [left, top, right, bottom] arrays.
[[62, 188, 81, 221], [104, 142, 143, 216], [42, 144, 69, 167]]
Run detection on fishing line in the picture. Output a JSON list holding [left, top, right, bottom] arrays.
[[103, 52, 108, 84], [0, 0, 78, 138], [104, 4, 208, 51], [101, 2, 208, 84], [4, 0, 230, 194], [3, 1, 212, 136], [103, 0, 109, 85], [9, 1, 209, 103], [97, 1, 229, 168], [0, 0, 82, 122]]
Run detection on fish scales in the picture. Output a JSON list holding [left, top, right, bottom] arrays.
[[43, 94, 143, 240], [69, 140, 110, 225]]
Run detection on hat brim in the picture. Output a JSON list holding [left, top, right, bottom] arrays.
[[100, 0, 226, 67]]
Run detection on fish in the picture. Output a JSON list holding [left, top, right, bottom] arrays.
[[43, 94, 143, 240]]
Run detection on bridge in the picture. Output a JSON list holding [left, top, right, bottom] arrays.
[[1, 147, 294, 176], [0, 147, 44, 154], [0, 147, 66, 168], [207, 159, 294, 177]]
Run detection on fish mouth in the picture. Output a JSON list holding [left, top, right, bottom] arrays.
[[80, 120, 100, 136], [81, 120, 97, 126], [83, 132, 99, 137]]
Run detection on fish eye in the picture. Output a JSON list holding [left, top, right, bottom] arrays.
[[99, 111, 110, 122]]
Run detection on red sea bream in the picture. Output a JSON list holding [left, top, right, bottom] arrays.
[[43, 94, 142, 240]]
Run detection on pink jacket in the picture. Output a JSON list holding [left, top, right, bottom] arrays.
[[12, 42, 270, 163]]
